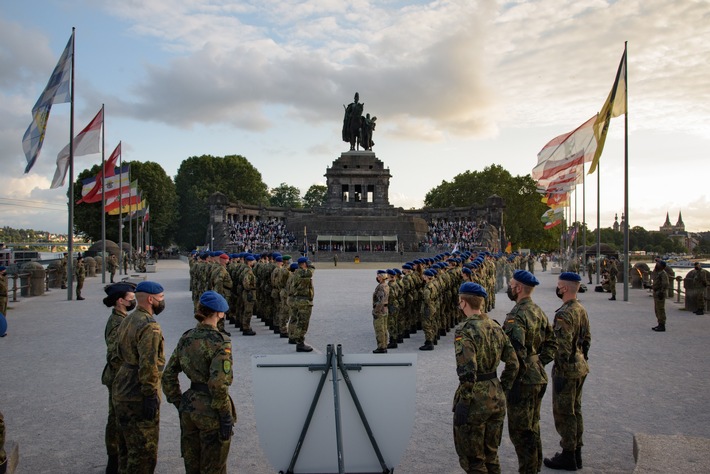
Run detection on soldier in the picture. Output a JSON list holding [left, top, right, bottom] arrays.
[[108, 254, 119, 283], [419, 269, 438, 351], [386, 269, 399, 349], [540, 254, 548, 272], [372, 270, 390, 353], [453, 282, 519, 474], [60, 253, 68, 289], [608, 257, 618, 301], [101, 282, 137, 474], [271, 255, 290, 338], [0, 266, 7, 317], [651, 261, 670, 331], [112, 281, 166, 474], [240, 255, 257, 336], [503, 270, 557, 474], [75, 255, 86, 300], [162, 291, 236, 474], [288, 257, 315, 352], [693, 261, 708, 315], [586, 258, 595, 285], [544, 272, 591, 471], [210, 253, 233, 335], [527, 254, 535, 274], [122, 252, 129, 275]]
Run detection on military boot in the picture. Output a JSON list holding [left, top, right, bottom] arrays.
[[296, 343, 313, 352], [609, 296, 616, 301], [575, 447, 582, 468], [439, 328, 447, 337], [543, 450, 577, 471], [651, 324, 666, 332], [694, 309, 705, 315], [242, 329, 256, 336], [106, 455, 119, 474], [419, 341, 434, 351], [372, 347, 387, 354], [387, 338, 398, 349]]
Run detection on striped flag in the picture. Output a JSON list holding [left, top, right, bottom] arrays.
[[51, 107, 103, 189], [532, 115, 597, 182], [77, 165, 130, 204], [22, 32, 74, 174]]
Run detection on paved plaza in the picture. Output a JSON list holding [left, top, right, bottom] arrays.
[[1, 258, 709, 473]]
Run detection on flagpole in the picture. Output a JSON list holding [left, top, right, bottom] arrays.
[[118, 143, 123, 275], [574, 183, 578, 267], [623, 41, 629, 301], [582, 161, 587, 275], [100, 104, 106, 284], [129, 180, 133, 270], [67, 27, 76, 301], [596, 150, 601, 285]]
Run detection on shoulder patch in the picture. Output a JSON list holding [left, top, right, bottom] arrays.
[[223, 360, 232, 374]]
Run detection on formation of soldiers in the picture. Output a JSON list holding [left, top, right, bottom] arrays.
[[188, 250, 316, 352]]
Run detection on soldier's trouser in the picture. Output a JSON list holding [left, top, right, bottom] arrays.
[[387, 306, 398, 340], [552, 375, 586, 451], [422, 307, 436, 342], [279, 294, 289, 332], [654, 293, 666, 324], [241, 292, 255, 330], [610, 277, 617, 297], [507, 384, 547, 473], [698, 287, 706, 311], [288, 302, 312, 343], [114, 400, 159, 474], [180, 411, 231, 474], [106, 389, 119, 457], [76, 278, 84, 298], [373, 313, 388, 349], [453, 405, 505, 473], [110, 269, 116, 283]]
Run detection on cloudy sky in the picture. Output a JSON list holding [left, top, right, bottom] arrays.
[[1, 0, 708, 237]]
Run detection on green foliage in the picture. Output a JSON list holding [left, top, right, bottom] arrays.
[[73, 161, 178, 247], [174, 155, 269, 249], [584, 226, 686, 254], [423, 164, 557, 249], [269, 183, 303, 208], [302, 184, 328, 209]]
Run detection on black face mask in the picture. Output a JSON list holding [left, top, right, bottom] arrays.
[[125, 299, 137, 312], [153, 299, 166, 315], [506, 286, 517, 301], [556, 287, 564, 299]]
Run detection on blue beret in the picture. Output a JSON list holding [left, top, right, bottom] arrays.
[[199, 290, 229, 312], [289, 263, 298, 271], [470, 261, 480, 269], [513, 270, 539, 287], [559, 272, 582, 282], [135, 281, 164, 294], [274, 256, 283, 262], [394, 268, 402, 275], [444, 252, 451, 256], [377, 269, 387, 274], [459, 282, 487, 298], [430, 268, 438, 275], [423, 269, 435, 277], [297, 257, 308, 264], [230, 253, 239, 259], [104, 282, 136, 297], [190, 250, 197, 254], [658, 260, 667, 267], [272, 253, 281, 258], [402, 263, 413, 270], [245, 255, 256, 262], [386, 269, 396, 276], [462, 267, 472, 275]]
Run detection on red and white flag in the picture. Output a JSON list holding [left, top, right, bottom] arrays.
[[51, 107, 103, 188], [532, 115, 597, 182]]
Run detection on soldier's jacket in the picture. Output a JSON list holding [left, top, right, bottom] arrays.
[[694, 268, 709, 287], [272, 265, 290, 297], [75, 262, 86, 280], [609, 262, 619, 279], [211, 264, 232, 299], [289, 268, 314, 304], [108, 255, 118, 271], [652, 270, 669, 294], [454, 313, 519, 411], [373, 281, 389, 317], [552, 300, 590, 379], [503, 297, 556, 385], [102, 308, 128, 387], [387, 279, 399, 314], [422, 280, 437, 316], [242, 267, 256, 294], [0, 274, 7, 299], [162, 322, 234, 416], [113, 307, 165, 402]]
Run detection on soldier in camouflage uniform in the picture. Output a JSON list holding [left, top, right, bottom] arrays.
[[0, 266, 7, 318], [544, 272, 590, 471], [288, 257, 314, 352], [112, 281, 166, 474], [102, 282, 137, 474], [75, 255, 86, 300], [372, 270, 390, 353], [210, 253, 233, 335], [385, 269, 399, 349], [692, 261, 708, 315], [503, 270, 556, 474], [453, 282, 519, 474], [240, 255, 257, 336], [162, 291, 236, 474], [651, 260, 670, 331], [608, 257, 618, 301], [60, 253, 68, 289], [108, 254, 119, 283], [419, 269, 438, 351]]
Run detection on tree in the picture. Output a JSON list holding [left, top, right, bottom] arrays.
[[73, 161, 178, 247], [174, 155, 269, 249], [303, 184, 327, 209], [424, 164, 557, 249], [269, 183, 302, 208]]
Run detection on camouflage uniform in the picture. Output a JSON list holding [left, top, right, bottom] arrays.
[[288, 267, 314, 344], [112, 307, 165, 474], [551, 299, 591, 454], [652, 270, 669, 325], [503, 297, 557, 473], [271, 264, 290, 335], [162, 323, 235, 474], [0, 272, 7, 316], [60, 255, 68, 288], [241, 266, 257, 332], [373, 279, 389, 350], [421, 278, 438, 345], [102, 307, 129, 461], [386, 276, 398, 346], [453, 313, 519, 473], [693, 266, 708, 313], [210, 262, 232, 333], [108, 255, 119, 283], [75, 260, 86, 299], [609, 260, 618, 299]]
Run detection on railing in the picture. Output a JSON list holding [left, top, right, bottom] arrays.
[[7, 268, 58, 302]]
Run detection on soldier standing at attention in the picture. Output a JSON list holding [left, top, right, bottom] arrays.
[[544, 272, 590, 471], [112, 281, 166, 474], [288, 257, 315, 352], [75, 255, 86, 300], [503, 270, 557, 474], [540, 254, 548, 272], [101, 282, 137, 474], [60, 253, 68, 289], [108, 254, 119, 283], [453, 282, 518, 474], [692, 261, 708, 315], [372, 270, 389, 354], [651, 261, 670, 331], [240, 255, 257, 336], [0, 266, 7, 317], [608, 257, 618, 301], [162, 291, 236, 474]]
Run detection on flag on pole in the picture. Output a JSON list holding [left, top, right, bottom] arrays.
[[22, 33, 74, 174], [143, 206, 150, 223], [107, 198, 146, 216], [541, 208, 564, 223], [532, 115, 597, 181], [104, 142, 121, 178], [588, 50, 627, 174], [77, 165, 130, 204], [544, 220, 562, 230], [50, 107, 103, 188]]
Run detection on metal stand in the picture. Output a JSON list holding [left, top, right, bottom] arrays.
[[257, 344, 412, 474]]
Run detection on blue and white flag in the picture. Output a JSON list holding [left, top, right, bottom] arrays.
[[22, 32, 74, 174]]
